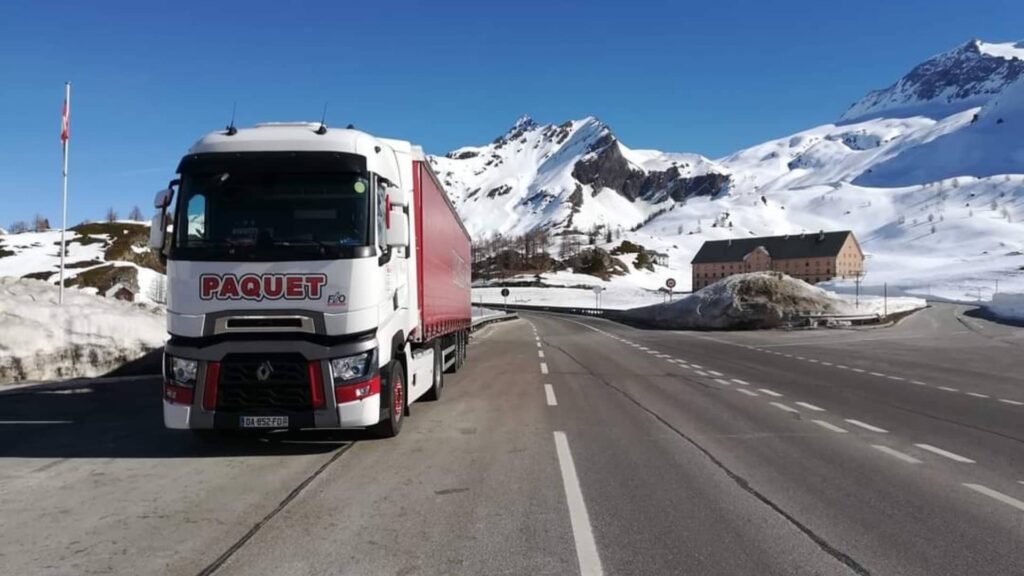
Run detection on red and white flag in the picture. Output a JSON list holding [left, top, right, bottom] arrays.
[[60, 95, 70, 144]]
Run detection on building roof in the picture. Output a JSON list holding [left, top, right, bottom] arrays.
[[691, 231, 855, 264]]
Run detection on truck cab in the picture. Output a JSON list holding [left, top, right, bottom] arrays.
[[150, 123, 470, 437]]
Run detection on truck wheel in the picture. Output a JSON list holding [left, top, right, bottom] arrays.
[[371, 361, 405, 438], [423, 341, 444, 401]]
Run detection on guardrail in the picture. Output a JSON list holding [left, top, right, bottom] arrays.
[[478, 303, 620, 318], [470, 312, 518, 331]]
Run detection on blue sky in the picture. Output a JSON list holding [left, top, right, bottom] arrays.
[[1, 0, 1021, 225]]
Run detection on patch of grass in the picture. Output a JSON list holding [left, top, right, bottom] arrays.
[[65, 259, 104, 269], [71, 222, 164, 274], [64, 263, 138, 294], [21, 271, 54, 281]]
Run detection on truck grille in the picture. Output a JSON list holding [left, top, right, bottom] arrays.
[[216, 353, 312, 412]]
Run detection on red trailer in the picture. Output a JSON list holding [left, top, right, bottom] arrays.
[[412, 160, 472, 348]]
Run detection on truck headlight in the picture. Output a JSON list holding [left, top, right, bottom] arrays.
[[170, 357, 198, 386], [330, 351, 373, 384]]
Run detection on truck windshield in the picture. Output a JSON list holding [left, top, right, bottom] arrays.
[[172, 171, 372, 260]]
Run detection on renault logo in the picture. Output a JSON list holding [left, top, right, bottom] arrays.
[[256, 361, 274, 382]]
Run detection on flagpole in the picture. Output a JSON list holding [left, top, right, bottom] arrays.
[[59, 81, 70, 305]]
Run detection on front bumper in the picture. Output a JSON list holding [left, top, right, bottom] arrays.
[[163, 335, 383, 430]]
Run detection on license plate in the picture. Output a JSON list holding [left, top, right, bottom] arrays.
[[239, 416, 289, 428]]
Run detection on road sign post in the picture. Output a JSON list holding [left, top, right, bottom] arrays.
[[665, 278, 676, 302], [501, 287, 510, 312]]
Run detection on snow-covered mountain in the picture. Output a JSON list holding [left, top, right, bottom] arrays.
[[841, 39, 1024, 122], [431, 38, 1024, 300], [429, 116, 729, 238]]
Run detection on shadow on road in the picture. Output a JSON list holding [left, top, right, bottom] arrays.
[[963, 305, 1024, 328], [0, 376, 371, 459]]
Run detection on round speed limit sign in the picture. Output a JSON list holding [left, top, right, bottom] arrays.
[[665, 278, 677, 289]]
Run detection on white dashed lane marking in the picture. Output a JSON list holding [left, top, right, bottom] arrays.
[[695, 371, 709, 377], [770, 402, 799, 414], [737, 389, 759, 397], [794, 402, 825, 412], [914, 444, 975, 463], [966, 392, 990, 399], [708, 370, 724, 377], [869, 372, 885, 377], [714, 379, 731, 386], [872, 445, 922, 464], [812, 420, 848, 433], [690, 364, 704, 369], [731, 379, 750, 386], [545, 384, 557, 406], [553, 432, 604, 576], [963, 484, 1024, 513], [999, 399, 1024, 406], [758, 389, 783, 397], [538, 350, 545, 358], [938, 386, 959, 393], [911, 380, 927, 386], [852, 368, 866, 373], [540, 363, 549, 375], [845, 419, 888, 433]]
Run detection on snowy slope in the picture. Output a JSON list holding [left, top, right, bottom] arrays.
[[841, 39, 1024, 122], [0, 222, 167, 304]]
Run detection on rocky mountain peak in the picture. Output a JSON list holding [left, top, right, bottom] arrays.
[[841, 38, 1024, 122]]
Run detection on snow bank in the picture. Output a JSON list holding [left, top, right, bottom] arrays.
[[0, 278, 166, 384], [621, 272, 925, 330], [987, 293, 1024, 322]]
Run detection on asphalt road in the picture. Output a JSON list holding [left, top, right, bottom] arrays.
[[1, 303, 1022, 575]]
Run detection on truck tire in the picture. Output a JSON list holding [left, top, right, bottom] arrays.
[[422, 340, 444, 401], [371, 361, 405, 438]]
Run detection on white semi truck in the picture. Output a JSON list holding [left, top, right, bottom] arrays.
[[149, 122, 472, 437]]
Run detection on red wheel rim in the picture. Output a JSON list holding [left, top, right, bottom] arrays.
[[392, 370, 403, 422]]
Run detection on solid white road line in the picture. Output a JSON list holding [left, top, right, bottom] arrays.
[[966, 392, 990, 399], [812, 420, 848, 433], [0, 420, 73, 424], [962, 484, 1024, 513], [737, 389, 759, 397], [553, 432, 604, 576], [794, 401, 825, 412], [914, 444, 975, 463], [770, 402, 799, 413], [731, 378, 750, 386], [539, 350, 545, 358], [708, 370, 724, 376], [545, 384, 558, 406], [758, 389, 783, 397], [938, 386, 959, 392], [998, 398, 1024, 406], [540, 362, 549, 375], [872, 445, 922, 464], [844, 419, 888, 433], [714, 379, 731, 386]]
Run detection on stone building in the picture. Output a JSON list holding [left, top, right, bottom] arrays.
[[691, 230, 864, 290]]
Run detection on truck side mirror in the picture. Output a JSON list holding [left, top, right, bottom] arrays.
[[154, 187, 174, 209], [149, 213, 166, 250], [386, 209, 409, 247], [386, 185, 409, 207]]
